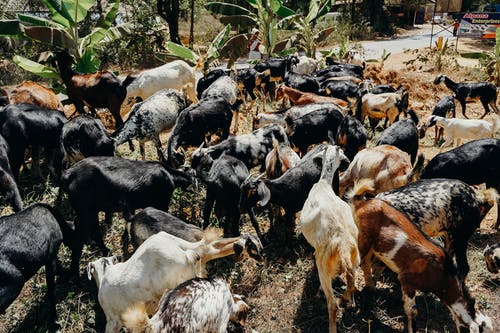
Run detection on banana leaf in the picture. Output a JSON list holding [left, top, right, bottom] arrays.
[[75, 49, 100, 73], [205, 2, 252, 16], [164, 42, 198, 63], [13, 55, 61, 79], [220, 15, 256, 28], [17, 14, 61, 28], [96, 0, 120, 29], [155, 52, 197, 66], [43, 0, 73, 28], [24, 26, 76, 49], [63, 0, 94, 24]]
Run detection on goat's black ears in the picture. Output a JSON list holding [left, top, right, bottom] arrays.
[[234, 241, 244, 257]]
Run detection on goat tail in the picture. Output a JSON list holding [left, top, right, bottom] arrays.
[[407, 153, 425, 183], [121, 302, 151, 333], [348, 179, 376, 204], [339, 239, 361, 274], [121, 75, 136, 90]]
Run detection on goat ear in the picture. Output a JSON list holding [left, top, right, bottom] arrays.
[[256, 181, 271, 207], [233, 238, 245, 258], [87, 263, 94, 280]]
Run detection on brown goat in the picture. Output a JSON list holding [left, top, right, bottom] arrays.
[[54, 50, 135, 128], [275, 84, 348, 108], [351, 180, 493, 333], [10, 81, 63, 110]]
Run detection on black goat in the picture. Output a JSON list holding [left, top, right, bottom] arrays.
[[314, 63, 364, 80], [434, 74, 500, 119], [0, 133, 22, 211], [420, 138, 500, 229], [60, 156, 193, 277], [0, 103, 67, 179], [376, 114, 419, 164], [284, 71, 320, 94], [239, 144, 345, 241], [319, 79, 360, 106], [198, 153, 263, 240], [378, 179, 496, 281], [61, 114, 115, 165], [0, 203, 75, 328], [190, 123, 288, 171], [165, 97, 233, 167], [123, 207, 204, 257], [285, 103, 344, 156], [0, 88, 9, 106], [335, 115, 367, 161]]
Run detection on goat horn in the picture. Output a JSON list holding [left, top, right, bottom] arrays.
[[254, 172, 266, 181], [243, 174, 253, 183]]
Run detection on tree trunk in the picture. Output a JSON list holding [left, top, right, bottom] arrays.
[[189, 0, 195, 47], [157, 0, 181, 44]]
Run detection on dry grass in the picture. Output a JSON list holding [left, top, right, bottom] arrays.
[[0, 60, 499, 333]]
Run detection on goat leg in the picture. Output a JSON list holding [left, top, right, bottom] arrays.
[[459, 99, 468, 119], [248, 208, 265, 243], [402, 290, 418, 333], [480, 99, 491, 119]]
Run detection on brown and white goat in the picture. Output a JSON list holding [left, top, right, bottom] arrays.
[[122, 277, 249, 333], [339, 145, 424, 198], [10, 81, 64, 110], [351, 180, 493, 333], [299, 145, 358, 333], [265, 139, 300, 179]]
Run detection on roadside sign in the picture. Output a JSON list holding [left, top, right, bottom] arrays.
[[458, 12, 500, 38]]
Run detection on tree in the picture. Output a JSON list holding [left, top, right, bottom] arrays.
[[157, 0, 181, 43], [0, 0, 130, 78]]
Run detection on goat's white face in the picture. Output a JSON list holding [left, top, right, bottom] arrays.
[[87, 255, 119, 287]]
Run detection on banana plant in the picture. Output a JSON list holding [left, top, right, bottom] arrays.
[[0, 0, 131, 78], [157, 24, 233, 73], [293, 0, 335, 57], [205, 0, 297, 58]]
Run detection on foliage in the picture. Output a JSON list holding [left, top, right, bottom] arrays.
[[403, 38, 460, 72], [205, 0, 296, 58], [462, 28, 500, 85], [318, 36, 363, 65], [0, 0, 131, 79]]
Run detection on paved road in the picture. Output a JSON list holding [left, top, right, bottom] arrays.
[[362, 24, 454, 59]]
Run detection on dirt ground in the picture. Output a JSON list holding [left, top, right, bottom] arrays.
[[0, 28, 499, 333]]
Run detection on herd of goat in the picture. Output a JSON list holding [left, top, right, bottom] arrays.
[[0, 50, 499, 333]]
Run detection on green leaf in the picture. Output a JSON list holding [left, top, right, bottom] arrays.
[[80, 24, 131, 51], [245, 0, 258, 9], [24, 26, 77, 49], [220, 15, 256, 28], [460, 52, 488, 60], [205, 2, 252, 16], [17, 14, 60, 27], [64, 0, 94, 24], [495, 27, 500, 58], [155, 52, 196, 66], [97, 0, 120, 29], [0, 20, 24, 36], [276, 5, 295, 18], [43, 0, 73, 27], [75, 49, 100, 73], [316, 0, 333, 20], [207, 24, 231, 61], [270, 0, 282, 13], [275, 46, 297, 57], [13, 55, 61, 79], [165, 42, 198, 62], [306, 0, 320, 23]]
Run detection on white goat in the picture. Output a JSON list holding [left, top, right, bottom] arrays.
[[299, 145, 360, 333], [358, 91, 406, 128], [291, 55, 318, 75], [87, 255, 120, 289], [94, 229, 261, 333], [425, 115, 498, 152], [122, 277, 250, 333], [125, 60, 197, 108]]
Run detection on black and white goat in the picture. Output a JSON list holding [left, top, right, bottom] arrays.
[[0, 204, 75, 328], [196, 69, 228, 99], [122, 277, 249, 333], [434, 74, 500, 119], [377, 178, 497, 281], [420, 138, 500, 229], [61, 114, 115, 165], [165, 97, 233, 167], [112, 89, 190, 159], [254, 55, 299, 83], [190, 123, 288, 171], [418, 95, 456, 143], [60, 156, 193, 277]]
